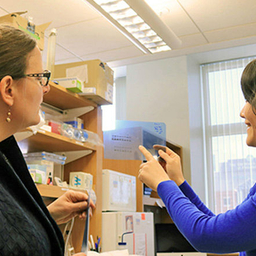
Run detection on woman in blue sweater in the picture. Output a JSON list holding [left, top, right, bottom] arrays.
[[138, 59, 256, 256]]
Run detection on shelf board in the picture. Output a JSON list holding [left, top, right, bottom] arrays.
[[44, 81, 97, 110], [36, 184, 69, 198], [17, 129, 97, 153], [143, 195, 165, 208], [36, 184, 87, 198]]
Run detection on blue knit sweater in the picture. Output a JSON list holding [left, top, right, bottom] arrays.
[[157, 180, 256, 256]]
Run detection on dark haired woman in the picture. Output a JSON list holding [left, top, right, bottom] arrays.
[[138, 59, 256, 256]]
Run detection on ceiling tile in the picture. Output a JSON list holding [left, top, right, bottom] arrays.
[[146, 0, 200, 36], [205, 23, 256, 43], [55, 17, 134, 56], [0, 0, 101, 29], [0, 8, 7, 16], [54, 57, 86, 66], [179, 33, 208, 48], [179, 0, 256, 31], [80, 45, 144, 63], [42, 38, 82, 66]]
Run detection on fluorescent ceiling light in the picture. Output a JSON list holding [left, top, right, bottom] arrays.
[[84, 0, 182, 54]]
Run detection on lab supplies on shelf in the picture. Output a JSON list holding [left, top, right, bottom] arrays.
[[60, 123, 103, 146], [69, 172, 93, 190], [24, 151, 66, 185], [23, 151, 66, 165]]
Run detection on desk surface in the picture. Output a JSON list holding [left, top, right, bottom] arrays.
[[157, 253, 206, 256], [157, 253, 239, 256]]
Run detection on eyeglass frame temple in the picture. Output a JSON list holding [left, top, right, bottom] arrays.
[[25, 70, 51, 86]]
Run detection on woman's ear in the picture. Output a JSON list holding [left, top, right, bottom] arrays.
[[0, 76, 15, 106]]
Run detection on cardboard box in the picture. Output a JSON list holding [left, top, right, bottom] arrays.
[[28, 166, 47, 184], [54, 59, 114, 105], [53, 77, 83, 93], [27, 160, 54, 185], [48, 120, 61, 135], [69, 172, 93, 190], [0, 11, 51, 50]]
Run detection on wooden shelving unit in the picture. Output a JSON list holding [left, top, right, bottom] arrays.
[[142, 196, 165, 208], [17, 81, 103, 253], [18, 129, 97, 152], [103, 140, 182, 212], [36, 184, 69, 198]]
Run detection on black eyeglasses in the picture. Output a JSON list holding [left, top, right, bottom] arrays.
[[25, 70, 51, 87]]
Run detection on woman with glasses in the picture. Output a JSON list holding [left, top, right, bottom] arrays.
[[0, 24, 94, 255], [138, 59, 256, 256]]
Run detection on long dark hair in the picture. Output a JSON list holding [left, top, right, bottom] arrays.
[[241, 59, 256, 112]]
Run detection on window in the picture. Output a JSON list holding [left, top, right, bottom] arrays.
[[201, 57, 256, 214], [101, 84, 116, 131], [223, 197, 231, 207]]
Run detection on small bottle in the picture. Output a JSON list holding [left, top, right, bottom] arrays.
[[27, 16, 35, 33]]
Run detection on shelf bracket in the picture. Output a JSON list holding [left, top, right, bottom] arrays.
[[14, 130, 34, 142], [41, 102, 94, 119], [55, 150, 93, 164], [62, 106, 94, 119]]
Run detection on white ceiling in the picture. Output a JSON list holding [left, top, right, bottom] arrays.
[[1, 0, 256, 70]]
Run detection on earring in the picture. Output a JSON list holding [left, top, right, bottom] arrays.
[[6, 109, 11, 122]]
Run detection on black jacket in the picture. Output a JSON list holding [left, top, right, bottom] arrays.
[[0, 135, 64, 255]]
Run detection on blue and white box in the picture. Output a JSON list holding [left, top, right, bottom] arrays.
[[69, 172, 93, 190]]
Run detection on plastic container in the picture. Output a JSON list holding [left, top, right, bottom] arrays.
[[23, 151, 66, 165], [60, 123, 103, 146]]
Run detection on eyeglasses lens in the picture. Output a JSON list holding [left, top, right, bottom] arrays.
[[40, 77, 48, 86]]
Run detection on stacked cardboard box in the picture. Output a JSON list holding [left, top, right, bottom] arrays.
[[54, 59, 114, 105]]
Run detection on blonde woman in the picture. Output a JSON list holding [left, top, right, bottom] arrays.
[[0, 25, 94, 255]]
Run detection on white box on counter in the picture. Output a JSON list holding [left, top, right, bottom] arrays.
[[69, 172, 93, 190]]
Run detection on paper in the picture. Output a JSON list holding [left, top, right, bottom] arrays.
[[66, 65, 88, 83], [133, 233, 147, 256]]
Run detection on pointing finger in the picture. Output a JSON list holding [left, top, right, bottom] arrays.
[[139, 145, 154, 161]]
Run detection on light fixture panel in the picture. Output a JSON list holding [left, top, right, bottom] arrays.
[[85, 0, 181, 54]]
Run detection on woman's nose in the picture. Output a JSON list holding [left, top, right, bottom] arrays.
[[240, 105, 245, 118]]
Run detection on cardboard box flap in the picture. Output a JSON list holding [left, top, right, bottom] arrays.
[[37, 21, 51, 30], [9, 12, 52, 29], [10, 11, 28, 17]]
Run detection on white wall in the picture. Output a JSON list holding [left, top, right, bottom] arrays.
[[125, 56, 192, 183], [115, 77, 126, 120]]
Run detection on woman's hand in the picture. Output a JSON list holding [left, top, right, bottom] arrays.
[[47, 190, 95, 225], [154, 145, 185, 186], [138, 145, 170, 191]]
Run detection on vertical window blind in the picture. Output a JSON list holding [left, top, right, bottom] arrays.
[[201, 57, 256, 213]]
